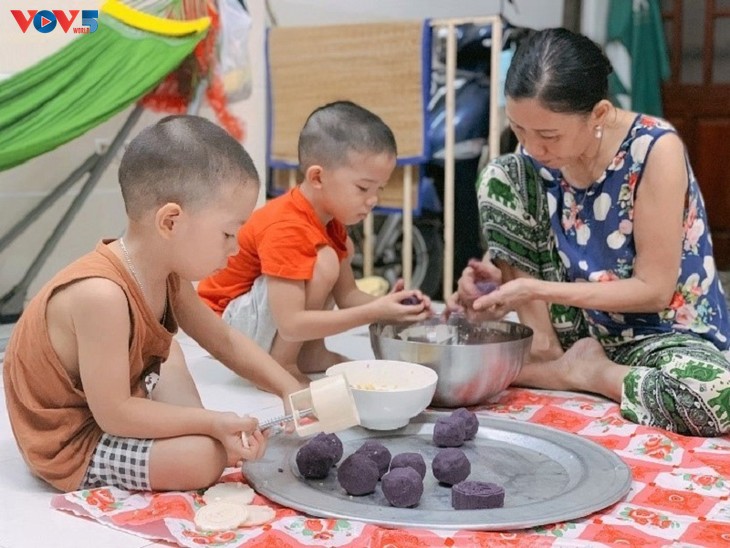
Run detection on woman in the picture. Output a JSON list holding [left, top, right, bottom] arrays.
[[450, 27, 730, 436]]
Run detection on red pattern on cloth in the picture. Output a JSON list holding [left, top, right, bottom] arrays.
[[140, 2, 245, 141], [52, 388, 730, 547]]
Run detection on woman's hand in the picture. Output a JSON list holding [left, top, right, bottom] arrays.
[[473, 277, 535, 317], [447, 258, 503, 320]]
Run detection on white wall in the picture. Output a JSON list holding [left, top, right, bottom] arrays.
[[0, 0, 562, 307], [580, 0, 610, 45], [264, 0, 563, 28]]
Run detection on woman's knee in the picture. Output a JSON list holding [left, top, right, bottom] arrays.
[[626, 361, 730, 437]]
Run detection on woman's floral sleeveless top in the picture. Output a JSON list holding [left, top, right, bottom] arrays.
[[533, 114, 729, 350]]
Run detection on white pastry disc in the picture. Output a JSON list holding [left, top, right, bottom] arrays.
[[194, 501, 247, 532], [242, 505, 276, 526], [203, 482, 256, 506]]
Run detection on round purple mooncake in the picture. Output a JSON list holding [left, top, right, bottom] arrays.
[[337, 454, 380, 496], [452, 480, 505, 509], [311, 432, 343, 464], [295, 441, 334, 479], [432, 416, 466, 447], [390, 452, 427, 480], [401, 295, 422, 306], [432, 448, 471, 485], [451, 408, 479, 440], [354, 440, 392, 478], [381, 467, 424, 508]]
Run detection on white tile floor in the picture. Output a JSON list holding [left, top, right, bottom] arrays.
[[0, 325, 375, 548]]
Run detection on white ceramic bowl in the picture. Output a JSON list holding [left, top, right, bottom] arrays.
[[325, 359, 438, 430]]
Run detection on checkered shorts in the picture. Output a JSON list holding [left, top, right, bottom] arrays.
[[79, 433, 154, 491], [79, 372, 159, 491]]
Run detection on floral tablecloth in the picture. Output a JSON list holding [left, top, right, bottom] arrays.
[[52, 388, 730, 547]]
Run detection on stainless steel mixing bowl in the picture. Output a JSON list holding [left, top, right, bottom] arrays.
[[369, 317, 533, 407]]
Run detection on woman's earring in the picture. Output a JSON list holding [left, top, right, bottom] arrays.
[[594, 126, 603, 139]]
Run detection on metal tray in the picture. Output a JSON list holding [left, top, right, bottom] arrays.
[[243, 412, 631, 531]]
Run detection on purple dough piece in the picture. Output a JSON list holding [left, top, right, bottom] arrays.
[[311, 432, 343, 464], [354, 440, 392, 478], [337, 454, 380, 495], [432, 448, 471, 486], [432, 416, 466, 447], [296, 441, 334, 479], [451, 480, 505, 509], [401, 295, 422, 306], [381, 467, 424, 508], [390, 452, 427, 480], [451, 408, 479, 440], [475, 280, 498, 295]]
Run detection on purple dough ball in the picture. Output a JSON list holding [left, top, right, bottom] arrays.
[[452, 480, 505, 509], [451, 408, 479, 440], [401, 295, 422, 306], [432, 416, 466, 447], [432, 448, 471, 486], [475, 281, 498, 295], [381, 467, 424, 508], [337, 454, 380, 495], [296, 441, 335, 479], [390, 452, 427, 480], [311, 432, 343, 464], [354, 440, 392, 478]]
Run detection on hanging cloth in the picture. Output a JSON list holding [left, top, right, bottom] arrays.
[[605, 0, 671, 116], [0, 8, 208, 171]]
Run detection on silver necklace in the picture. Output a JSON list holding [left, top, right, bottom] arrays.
[[119, 237, 145, 297], [119, 237, 168, 324]]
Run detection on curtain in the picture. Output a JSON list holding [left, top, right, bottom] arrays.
[[605, 0, 671, 116]]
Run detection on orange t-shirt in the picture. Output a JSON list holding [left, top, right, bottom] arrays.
[[3, 241, 179, 491], [198, 187, 349, 315]]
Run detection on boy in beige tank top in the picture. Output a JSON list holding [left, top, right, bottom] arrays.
[[3, 116, 305, 492]]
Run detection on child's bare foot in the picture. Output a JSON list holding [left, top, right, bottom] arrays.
[[299, 350, 348, 374], [514, 337, 627, 402], [299, 340, 348, 373]]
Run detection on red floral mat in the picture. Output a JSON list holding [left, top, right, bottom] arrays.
[[52, 388, 730, 547]]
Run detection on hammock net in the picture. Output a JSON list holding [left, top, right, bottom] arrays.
[[0, 0, 244, 171]]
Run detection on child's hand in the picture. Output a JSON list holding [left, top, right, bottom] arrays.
[[372, 289, 433, 323], [389, 278, 406, 293], [237, 429, 268, 466], [212, 412, 266, 466]]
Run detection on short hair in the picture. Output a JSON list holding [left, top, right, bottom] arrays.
[[505, 27, 613, 114], [297, 101, 397, 172], [119, 115, 259, 219]]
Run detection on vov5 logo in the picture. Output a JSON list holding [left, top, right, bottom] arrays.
[[11, 9, 99, 34]]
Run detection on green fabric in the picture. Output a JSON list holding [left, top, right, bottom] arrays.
[[606, 0, 670, 116], [0, 16, 206, 171]]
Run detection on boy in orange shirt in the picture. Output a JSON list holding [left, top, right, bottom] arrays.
[[198, 101, 431, 382], [4, 116, 304, 492]]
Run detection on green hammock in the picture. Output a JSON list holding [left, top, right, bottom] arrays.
[[0, 15, 206, 171]]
